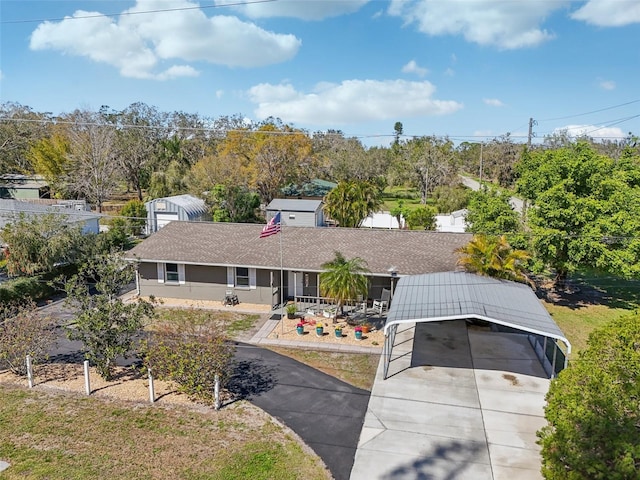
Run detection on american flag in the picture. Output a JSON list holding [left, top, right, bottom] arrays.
[[260, 211, 281, 238]]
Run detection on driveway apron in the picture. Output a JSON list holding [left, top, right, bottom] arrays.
[[230, 342, 371, 480]]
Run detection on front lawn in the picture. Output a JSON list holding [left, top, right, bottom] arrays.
[[0, 385, 329, 479]]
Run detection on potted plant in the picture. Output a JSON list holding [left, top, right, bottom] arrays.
[[296, 322, 305, 335], [315, 322, 324, 337], [334, 325, 343, 338], [361, 322, 370, 334], [286, 303, 297, 319], [354, 325, 363, 340]]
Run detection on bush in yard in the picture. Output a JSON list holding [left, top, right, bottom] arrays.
[[537, 312, 640, 479], [140, 309, 236, 404], [0, 300, 56, 376]]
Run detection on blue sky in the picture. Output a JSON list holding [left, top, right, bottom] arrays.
[[1, 0, 639, 147]]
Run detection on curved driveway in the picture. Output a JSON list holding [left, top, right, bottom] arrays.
[[229, 342, 371, 480]]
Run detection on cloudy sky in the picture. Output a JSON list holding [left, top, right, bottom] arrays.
[[1, 0, 639, 146]]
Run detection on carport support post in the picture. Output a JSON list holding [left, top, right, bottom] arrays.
[[83, 360, 91, 395], [551, 342, 558, 379], [26, 355, 33, 388]]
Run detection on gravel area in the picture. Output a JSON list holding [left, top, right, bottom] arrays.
[[0, 363, 197, 407], [268, 315, 384, 347]]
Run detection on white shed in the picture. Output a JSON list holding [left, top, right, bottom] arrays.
[[265, 199, 324, 227], [145, 194, 210, 234]]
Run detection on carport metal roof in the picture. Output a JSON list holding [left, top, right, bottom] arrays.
[[383, 271, 571, 379]]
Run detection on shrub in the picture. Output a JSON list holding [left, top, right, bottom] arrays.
[[140, 310, 236, 404], [0, 300, 56, 376]]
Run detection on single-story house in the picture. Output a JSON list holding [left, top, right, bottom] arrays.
[[0, 199, 101, 235], [266, 199, 324, 227], [125, 221, 471, 307], [0, 174, 50, 199], [145, 194, 210, 234]]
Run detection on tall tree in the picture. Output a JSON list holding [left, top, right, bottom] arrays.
[[217, 122, 313, 204], [466, 187, 521, 235], [517, 142, 640, 288], [27, 128, 71, 197], [65, 253, 154, 380], [114, 102, 166, 200], [0, 102, 50, 174], [393, 135, 457, 203], [323, 180, 383, 228], [64, 109, 120, 212], [538, 312, 640, 479], [319, 252, 369, 323]]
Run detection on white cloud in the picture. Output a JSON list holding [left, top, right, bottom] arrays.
[[215, 90, 224, 99], [483, 98, 505, 107], [248, 79, 463, 125], [556, 124, 627, 140], [402, 60, 428, 77], [571, 0, 640, 26], [388, 0, 564, 49], [444, 68, 455, 76], [216, 0, 370, 20], [29, 0, 301, 80], [599, 80, 616, 90]]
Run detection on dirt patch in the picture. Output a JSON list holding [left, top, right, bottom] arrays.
[[268, 316, 384, 348]]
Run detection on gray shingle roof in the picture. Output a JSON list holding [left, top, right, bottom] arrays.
[[0, 199, 101, 230], [126, 221, 472, 276], [387, 271, 570, 347]]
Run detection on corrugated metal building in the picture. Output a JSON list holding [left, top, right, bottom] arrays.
[[145, 194, 210, 234]]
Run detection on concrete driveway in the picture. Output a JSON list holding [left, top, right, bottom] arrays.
[[350, 320, 549, 480]]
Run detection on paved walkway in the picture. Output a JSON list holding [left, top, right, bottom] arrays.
[[350, 321, 548, 480]]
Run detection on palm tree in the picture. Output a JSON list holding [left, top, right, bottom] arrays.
[[457, 234, 531, 284], [319, 252, 370, 323], [323, 180, 383, 228]]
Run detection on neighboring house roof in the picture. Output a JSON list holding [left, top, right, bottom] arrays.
[[0, 174, 48, 190], [145, 194, 207, 217], [266, 199, 323, 213], [0, 199, 101, 230], [126, 221, 472, 276], [386, 271, 569, 348]]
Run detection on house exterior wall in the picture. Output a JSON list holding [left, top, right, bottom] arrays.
[[280, 210, 318, 227], [137, 261, 393, 306], [138, 262, 278, 304]]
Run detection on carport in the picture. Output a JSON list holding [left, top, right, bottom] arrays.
[[383, 272, 571, 380]]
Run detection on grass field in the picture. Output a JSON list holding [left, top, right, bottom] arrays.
[[267, 348, 380, 391], [0, 386, 330, 480], [541, 272, 640, 353]]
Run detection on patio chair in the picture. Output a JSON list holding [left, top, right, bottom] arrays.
[[372, 288, 391, 315]]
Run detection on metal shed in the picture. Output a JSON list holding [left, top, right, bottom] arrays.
[[383, 271, 571, 379], [145, 194, 210, 234], [266, 199, 324, 227]]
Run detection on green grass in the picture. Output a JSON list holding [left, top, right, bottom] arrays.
[[152, 308, 260, 339], [0, 386, 330, 480], [541, 271, 640, 353], [267, 347, 379, 391]]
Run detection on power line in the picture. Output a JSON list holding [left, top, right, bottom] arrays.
[[0, 0, 277, 25], [537, 99, 640, 123]]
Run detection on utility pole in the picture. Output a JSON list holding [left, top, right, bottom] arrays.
[[479, 142, 484, 188], [527, 117, 537, 148]]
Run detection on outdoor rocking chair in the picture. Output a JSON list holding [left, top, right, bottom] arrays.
[[372, 288, 391, 316]]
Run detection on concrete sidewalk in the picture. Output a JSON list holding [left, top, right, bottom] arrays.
[[350, 320, 548, 480]]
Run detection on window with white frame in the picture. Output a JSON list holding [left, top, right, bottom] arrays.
[[227, 266, 256, 289], [165, 263, 179, 283], [235, 267, 250, 287], [157, 262, 185, 284]]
